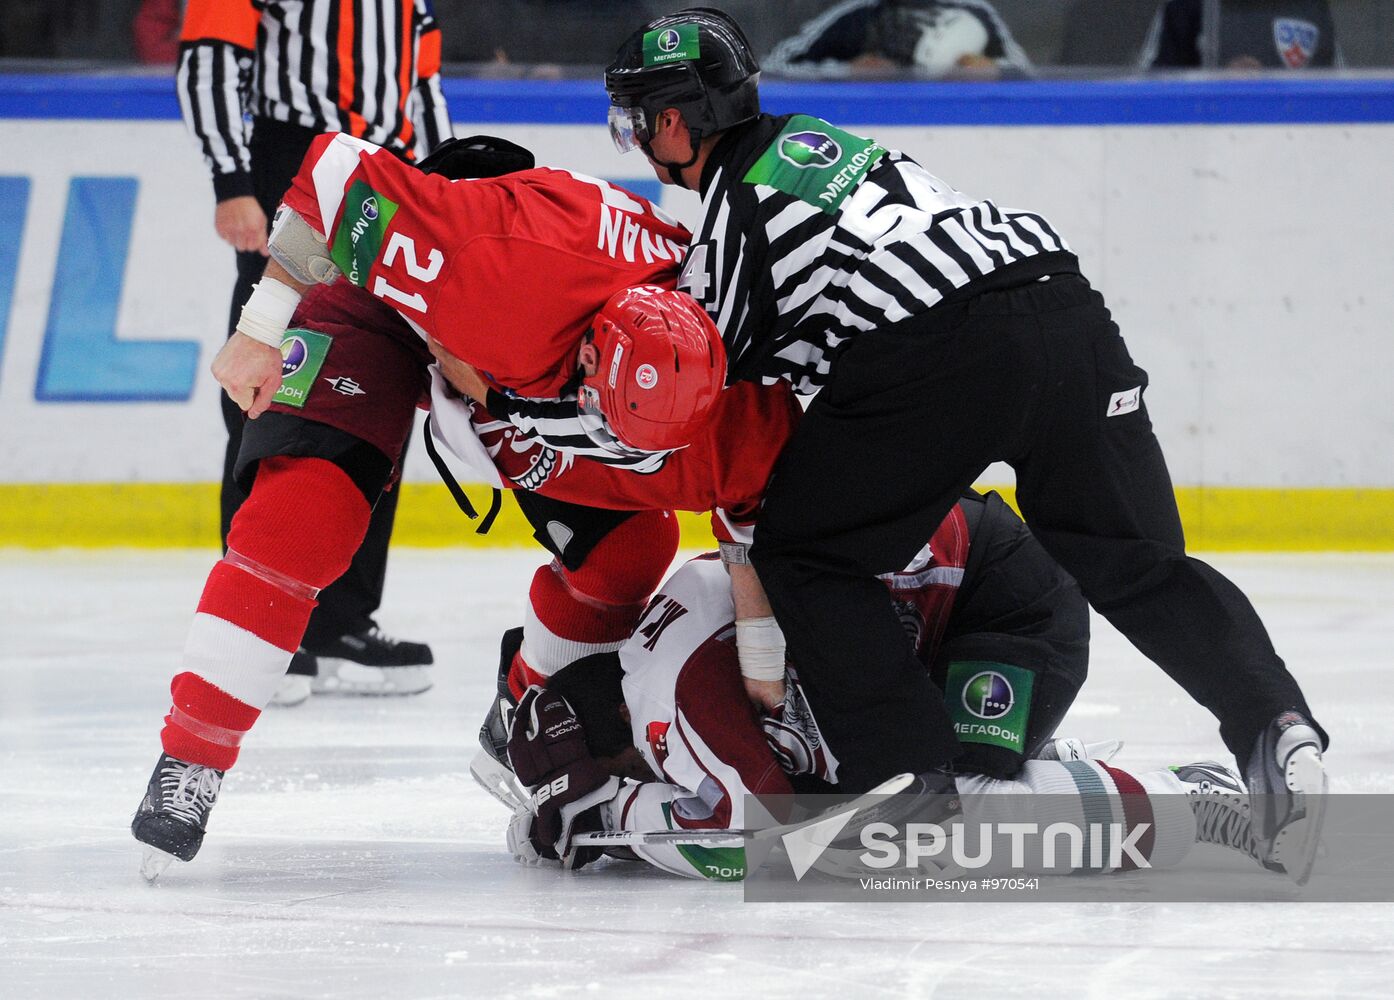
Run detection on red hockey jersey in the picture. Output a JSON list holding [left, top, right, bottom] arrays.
[[281, 131, 691, 397]]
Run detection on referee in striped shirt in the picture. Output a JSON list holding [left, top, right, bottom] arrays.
[[597, 8, 1325, 855], [177, 0, 451, 688]]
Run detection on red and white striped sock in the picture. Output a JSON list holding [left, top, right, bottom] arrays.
[[511, 509, 678, 698], [160, 457, 370, 770]]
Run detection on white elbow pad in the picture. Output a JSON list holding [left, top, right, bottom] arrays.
[[268, 204, 340, 286]]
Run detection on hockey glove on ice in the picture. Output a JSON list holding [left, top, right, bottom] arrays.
[[507, 686, 619, 868]]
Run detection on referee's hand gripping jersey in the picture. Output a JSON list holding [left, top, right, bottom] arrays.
[[599, 6, 1325, 874]]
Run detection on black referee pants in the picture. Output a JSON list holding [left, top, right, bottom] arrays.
[[751, 273, 1323, 792], [222, 118, 407, 647]]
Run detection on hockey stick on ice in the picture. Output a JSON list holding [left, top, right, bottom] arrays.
[[571, 772, 915, 848]]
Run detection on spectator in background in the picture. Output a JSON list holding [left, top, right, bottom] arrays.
[[0, 1, 59, 57], [433, 0, 651, 75], [765, 0, 1031, 79], [1142, 0, 1342, 70], [133, 0, 181, 64]]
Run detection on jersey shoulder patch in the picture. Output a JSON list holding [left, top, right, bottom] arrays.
[[741, 114, 886, 214]]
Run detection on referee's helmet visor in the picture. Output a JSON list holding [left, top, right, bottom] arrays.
[[607, 104, 649, 155]]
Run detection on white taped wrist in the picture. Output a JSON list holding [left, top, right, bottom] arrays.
[[235, 277, 302, 347], [736, 616, 786, 681]]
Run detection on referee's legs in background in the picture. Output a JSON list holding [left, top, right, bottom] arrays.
[[221, 119, 431, 704]]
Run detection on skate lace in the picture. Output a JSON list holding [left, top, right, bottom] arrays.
[[1192, 794, 1259, 862], [161, 761, 222, 827], [366, 627, 399, 648]]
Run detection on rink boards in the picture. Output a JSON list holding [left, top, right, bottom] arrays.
[[0, 77, 1391, 549]]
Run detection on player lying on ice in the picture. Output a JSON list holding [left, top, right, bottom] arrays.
[[132, 132, 801, 880], [497, 494, 1319, 883]]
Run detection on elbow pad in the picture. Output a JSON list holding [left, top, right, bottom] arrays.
[[267, 204, 340, 286]]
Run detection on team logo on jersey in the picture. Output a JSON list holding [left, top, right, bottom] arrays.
[[779, 131, 842, 170], [325, 376, 365, 396], [1274, 19, 1318, 69], [635, 363, 659, 390], [280, 335, 309, 377], [963, 670, 1014, 720], [361, 196, 379, 221]]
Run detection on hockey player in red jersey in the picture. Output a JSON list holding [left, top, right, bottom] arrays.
[[500, 493, 1293, 883], [132, 134, 800, 879]]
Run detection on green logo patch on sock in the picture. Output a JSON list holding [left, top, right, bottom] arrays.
[[946, 661, 1034, 753], [272, 328, 333, 409]]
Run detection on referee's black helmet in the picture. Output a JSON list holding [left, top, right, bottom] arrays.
[[604, 7, 760, 154]]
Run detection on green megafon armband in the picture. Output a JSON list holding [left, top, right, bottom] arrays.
[[329, 180, 401, 287], [271, 328, 333, 409], [946, 661, 1035, 753], [742, 115, 886, 214]]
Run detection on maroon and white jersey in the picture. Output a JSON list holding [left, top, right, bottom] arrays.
[[599, 508, 978, 879], [597, 536, 1198, 881]]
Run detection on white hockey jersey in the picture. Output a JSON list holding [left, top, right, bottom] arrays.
[[595, 557, 1200, 881]]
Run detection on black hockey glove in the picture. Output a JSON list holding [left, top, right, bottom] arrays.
[[507, 686, 619, 868]]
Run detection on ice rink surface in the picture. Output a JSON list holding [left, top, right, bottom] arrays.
[[2, 547, 1392, 999]]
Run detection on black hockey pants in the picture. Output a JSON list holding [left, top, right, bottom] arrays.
[[751, 272, 1325, 791]]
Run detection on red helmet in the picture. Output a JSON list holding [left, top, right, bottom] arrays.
[[577, 285, 726, 455]]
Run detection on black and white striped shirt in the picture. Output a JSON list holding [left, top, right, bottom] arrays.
[[487, 112, 1077, 456], [682, 113, 1076, 394], [177, 0, 451, 201]]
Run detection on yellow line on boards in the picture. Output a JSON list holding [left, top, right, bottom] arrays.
[[2, 483, 1391, 551]]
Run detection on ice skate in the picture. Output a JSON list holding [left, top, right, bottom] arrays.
[[305, 625, 433, 696], [267, 650, 316, 707], [131, 752, 225, 882], [1245, 711, 1327, 885], [470, 627, 527, 811], [1173, 761, 1279, 873]]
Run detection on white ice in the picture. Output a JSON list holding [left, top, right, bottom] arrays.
[[2, 548, 1392, 999]]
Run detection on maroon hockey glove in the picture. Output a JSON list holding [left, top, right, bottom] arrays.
[[507, 687, 619, 866]]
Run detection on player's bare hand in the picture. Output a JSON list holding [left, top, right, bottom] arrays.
[[429, 337, 491, 401], [743, 676, 786, 715], [215, 196, 269, 256], [212, 333, 283, 418]]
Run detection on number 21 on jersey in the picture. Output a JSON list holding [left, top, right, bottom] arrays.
[[374, 232, 443, 313]]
